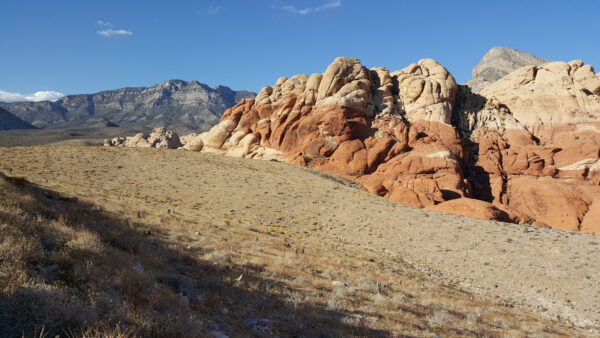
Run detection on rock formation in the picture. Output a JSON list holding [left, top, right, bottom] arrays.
[[105, 127, 182, 149], [465, 47, 548, 93], [107, 48, 600, 234], [0, 107, 36, 131], [0, 80, 255, 133], [182, 57, 471, 210], [458, 59, 600, 232]]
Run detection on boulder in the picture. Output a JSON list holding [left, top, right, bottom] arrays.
[[183, 135, 204, 152], [504, 176, 600, 232], [392, 58, 458, 123], [425, 198, 515, 223], [105, 127, 182, 149]]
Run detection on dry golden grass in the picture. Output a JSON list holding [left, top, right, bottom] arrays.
[[0, 146, 593, 336]]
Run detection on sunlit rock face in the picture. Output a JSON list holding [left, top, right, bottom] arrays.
[[111, 49, 600, 233], [465, 46, 548, 94]]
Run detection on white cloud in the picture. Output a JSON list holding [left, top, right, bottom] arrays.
[[97, 20, 133, 37], [281, 1, 341, 14], [317, 1, 341, 10], [282, 5, 311, 14], [197, 6, 223, 15], [207, 6, 222, 14], [98, 28, 133, 37], [0, 90, 64, 103]]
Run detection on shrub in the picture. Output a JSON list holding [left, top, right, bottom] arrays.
[[326, 297, 344, 311]]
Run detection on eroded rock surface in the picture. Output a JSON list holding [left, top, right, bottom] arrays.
[[457, 58, 600, 232], [108, 49, 600, 233], [181, 57, 467, 209], [105, 127, 182, 149], [465, 47, 548, 93]]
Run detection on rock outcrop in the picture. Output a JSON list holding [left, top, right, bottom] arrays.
[[108, 48, 600, 234], [425, 198, 515, 223], [465, 47, 548, 93], [185, 57, 469, 210], [458, 59, 600, 232], [105, 127, 182, 149], [480, 60, 600, 125], [1, 80, 255, 134], [0, 107, 36, 131]]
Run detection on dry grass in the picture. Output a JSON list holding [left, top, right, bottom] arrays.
[[0, 175, 208, 337], [0, 146, 592, 337], [0, 173, 584, 337]]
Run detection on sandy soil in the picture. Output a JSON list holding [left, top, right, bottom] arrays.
[[1, 146, 599, 332]]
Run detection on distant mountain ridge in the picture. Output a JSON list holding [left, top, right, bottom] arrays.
[[0, 107, 36, 131], [0, 80, 255, 133]]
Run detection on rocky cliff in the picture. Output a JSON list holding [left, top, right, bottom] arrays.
[[109, 48, 600, 233], [0, 80, 255, 133], [0, 107, 36, 131]]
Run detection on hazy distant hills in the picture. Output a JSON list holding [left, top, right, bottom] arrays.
[[0, 80, 255, 133], [0, 107, 36, 131]]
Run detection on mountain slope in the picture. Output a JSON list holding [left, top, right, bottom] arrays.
[[0, 80, 255, 133], [0, 107, 36, 131], [465, 47, 548, 93]]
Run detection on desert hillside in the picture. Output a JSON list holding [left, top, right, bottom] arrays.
[[0, 146, 598, 336]]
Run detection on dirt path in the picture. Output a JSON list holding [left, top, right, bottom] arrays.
[[1, 146, 599, 331]]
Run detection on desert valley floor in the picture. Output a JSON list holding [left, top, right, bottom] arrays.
[[1, 145, 599, 336]]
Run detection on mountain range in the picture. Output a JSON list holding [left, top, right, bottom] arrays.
[[0, 107, 36, 131], [0, 80, 255, 133]]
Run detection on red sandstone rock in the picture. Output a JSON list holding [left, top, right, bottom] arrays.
[[425, 198, 514, 223], [204, 57, 600, 232], [505, 176, 600, 232], [581, 200, 600, 234], [112, 55, 600, 233]]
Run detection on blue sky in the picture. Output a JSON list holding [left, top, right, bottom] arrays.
[[1, 0, 599, 100]]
